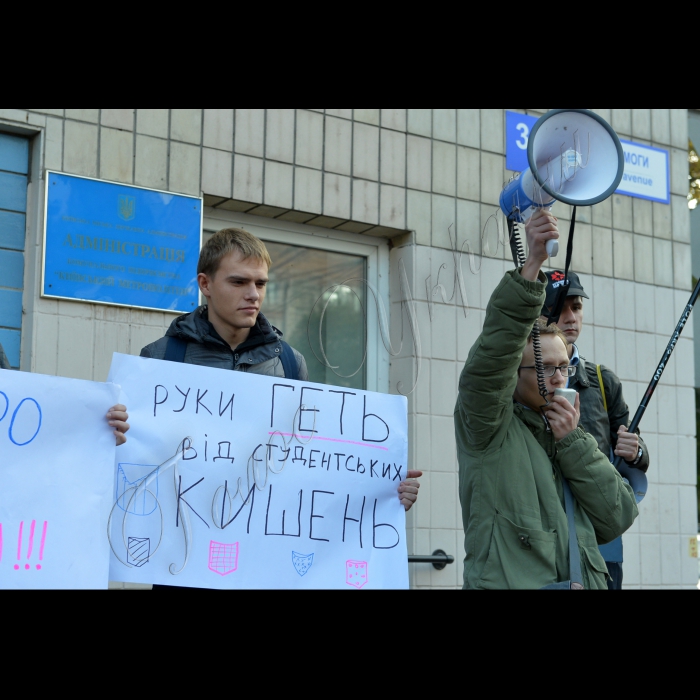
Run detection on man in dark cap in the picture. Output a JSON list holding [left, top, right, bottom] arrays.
[[541, 270, 650, 590]]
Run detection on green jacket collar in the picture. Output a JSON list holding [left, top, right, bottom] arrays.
[[513, 401, 556, 457]]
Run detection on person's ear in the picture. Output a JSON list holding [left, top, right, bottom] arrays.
[[198, 272, 212, 298]]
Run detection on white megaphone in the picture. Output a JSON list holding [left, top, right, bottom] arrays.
[[500, 109, 624, 257]]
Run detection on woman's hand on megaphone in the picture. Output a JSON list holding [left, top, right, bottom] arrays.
[[521, 209, 559, 281]]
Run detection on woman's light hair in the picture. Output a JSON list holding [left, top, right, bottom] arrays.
[[197, 228, 272, 277]]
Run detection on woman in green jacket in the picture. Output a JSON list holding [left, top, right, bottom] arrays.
[[455, 211, 638, 589]]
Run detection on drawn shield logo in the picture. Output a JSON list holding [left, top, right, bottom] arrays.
[[292, 552, 314, 577], [118, 195, 135, 221], [346, 560, 368, 589], [127, 537, 150, 567], [208, 541, 239, 576], [116, 463, 159, 516]]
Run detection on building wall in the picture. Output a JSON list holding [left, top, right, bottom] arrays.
[[1, 108, 697, 589]]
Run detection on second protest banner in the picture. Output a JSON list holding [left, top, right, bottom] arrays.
[[0, 370, 117, 589], [107, 353, 409, 589]]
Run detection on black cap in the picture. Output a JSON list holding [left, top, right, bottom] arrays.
[[542, 270, 589, 314]]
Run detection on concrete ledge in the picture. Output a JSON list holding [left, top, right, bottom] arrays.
[[204, 196, 409, 239]]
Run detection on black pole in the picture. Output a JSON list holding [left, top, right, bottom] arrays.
[[613, 277, 700, 469]]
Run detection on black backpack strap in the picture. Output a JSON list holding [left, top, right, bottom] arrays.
[[279, 341, 299, 380], [164, 336, 188, 363]]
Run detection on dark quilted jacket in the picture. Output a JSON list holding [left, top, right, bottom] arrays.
[[140, 306, 308, 380], [569, 356, 649, 473]]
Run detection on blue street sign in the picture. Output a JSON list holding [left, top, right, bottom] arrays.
[[506, 111, 670, 204], [505, 111, 538, 172], [616, 139, 670, 204], [44, 172, 201, 312]]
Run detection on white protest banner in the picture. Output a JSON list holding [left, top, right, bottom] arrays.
[[107, 353, 409, 589], [0, 370, 118, 589]]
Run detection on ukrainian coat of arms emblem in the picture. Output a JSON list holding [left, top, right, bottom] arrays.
[[118, 195, 135, 221]]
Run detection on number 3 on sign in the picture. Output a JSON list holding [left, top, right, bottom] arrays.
[[515, 123, 529, 150]]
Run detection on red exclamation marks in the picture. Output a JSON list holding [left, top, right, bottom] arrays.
[[12, 520, 46, 570], [15, 521, 23, 570]]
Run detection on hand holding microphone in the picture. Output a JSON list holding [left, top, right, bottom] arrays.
[[521, 209, 559, 281], [546, 391, 580, 442]]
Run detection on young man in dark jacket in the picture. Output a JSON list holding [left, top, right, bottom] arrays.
[[541, 270, 649, 590], [142, 228, 421, 512], [142, 227, 309, 380], [455, 211, 638, 589]]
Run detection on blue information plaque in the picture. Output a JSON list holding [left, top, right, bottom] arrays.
[[43, 172, 201, 312], [505, 111, 538, 172]]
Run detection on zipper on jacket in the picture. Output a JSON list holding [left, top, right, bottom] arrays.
[[540, 409, 552, 433]]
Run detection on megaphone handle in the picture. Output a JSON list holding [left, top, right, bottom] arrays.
[[540, 204, 558, 257]]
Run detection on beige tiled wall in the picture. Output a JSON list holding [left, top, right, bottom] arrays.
[[2, 108, 697, 588]]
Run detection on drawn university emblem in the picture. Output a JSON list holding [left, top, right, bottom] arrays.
[[118, 195, 135, 221], [127, 537, 150, 567], [292, 552, 314, 577], [208, 541, 239, 576], [115, 463, 159, 515], [346, 560, 368, 589]]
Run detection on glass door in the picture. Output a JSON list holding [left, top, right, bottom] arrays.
[[263, 241, 366, 390]]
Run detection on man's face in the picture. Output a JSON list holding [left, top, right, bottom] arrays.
[[197, 251, 269, 330], [550, 296, 583, 345], [514, 333, 570, 411]]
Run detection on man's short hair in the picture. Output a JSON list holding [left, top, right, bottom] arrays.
[[527, 319, 568, 347], [197, 228, 272, 277]]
